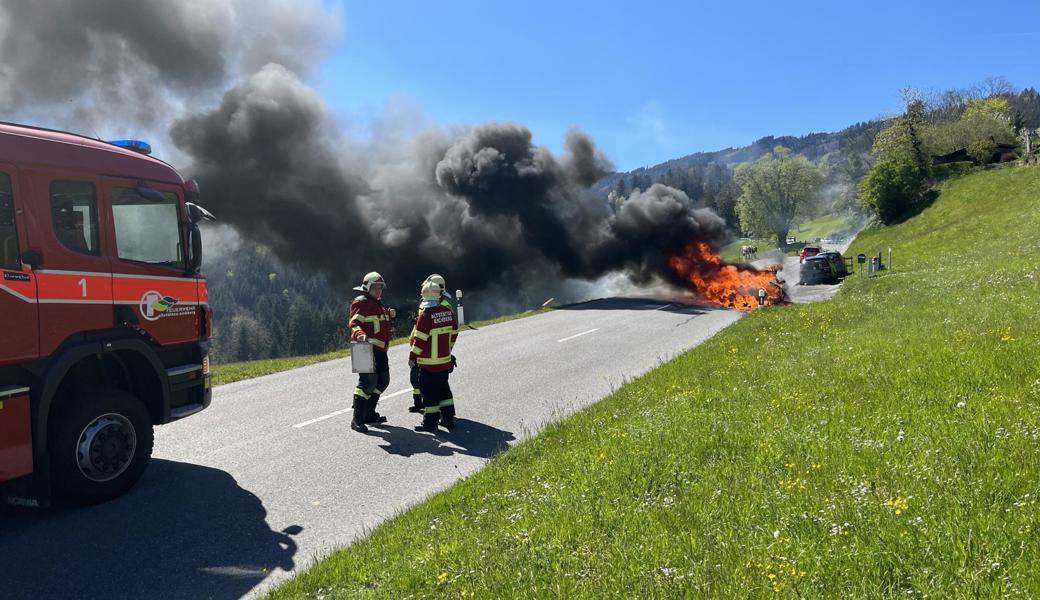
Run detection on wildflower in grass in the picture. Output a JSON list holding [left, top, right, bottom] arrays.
[[755, 559, 806, 593], [885, 496, 910, 515], [438, 571, 449, 583]]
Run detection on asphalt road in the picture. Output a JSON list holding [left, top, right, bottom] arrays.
[[751, 241, 851, 304], [0, 297, 741, 600]]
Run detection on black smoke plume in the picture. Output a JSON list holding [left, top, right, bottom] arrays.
[[0, 1, 733, 307], [170, 66, 730, 300], [0, 0, 338, 135]]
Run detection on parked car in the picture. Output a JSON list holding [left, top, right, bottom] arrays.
[[817, 250, 848, 277], [799, 244, 821, 263], [800, 255, 837, 285]]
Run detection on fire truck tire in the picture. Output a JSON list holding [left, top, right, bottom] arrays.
[[49, 389, 154, 504]]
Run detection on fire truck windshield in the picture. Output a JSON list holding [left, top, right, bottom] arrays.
[[111, 187, 184, 268]]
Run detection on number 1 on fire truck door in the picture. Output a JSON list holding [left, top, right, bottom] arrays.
[[78, 277, 86, 297]]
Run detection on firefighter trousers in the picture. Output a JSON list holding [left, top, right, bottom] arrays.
[[413, 365, 453, 414], [355, 350, 390, 407], [418, 369, 454, 425], [410, 365, 422, 411]]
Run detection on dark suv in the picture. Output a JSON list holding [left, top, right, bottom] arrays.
[[799, 255, 836, 284], [816, 250, 848, 278]]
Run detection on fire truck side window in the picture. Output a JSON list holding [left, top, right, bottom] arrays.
[[0, 172, 19, 270], [111, 187, 183, 268], [50, 181, 100, 255]]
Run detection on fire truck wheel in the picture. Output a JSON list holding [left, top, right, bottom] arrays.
[[49, 389, 154, 504]]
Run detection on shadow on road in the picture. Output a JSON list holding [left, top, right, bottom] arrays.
[[368, 418, 516, 459], [558, 297, 710, 315], [0, 459, 299, 600]]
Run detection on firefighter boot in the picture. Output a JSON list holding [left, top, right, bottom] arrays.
[[414, 411, 439, 433], [439, 404, 455, 430], [408, 391, 423, 413], [366, 394, 388, 424], [350, 396, 369, 433]]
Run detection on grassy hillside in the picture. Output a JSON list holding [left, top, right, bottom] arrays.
[[268, 167, 1040, 599], [793, 212, 856, 241], [717, 213, 856, 262]]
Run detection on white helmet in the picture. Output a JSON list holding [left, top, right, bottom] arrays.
[[354, 271, 386, 293], [424, 273, 451, 298], [421, 279, 442, 302]]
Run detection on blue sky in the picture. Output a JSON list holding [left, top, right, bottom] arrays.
[[315, 1, 1040, 172]]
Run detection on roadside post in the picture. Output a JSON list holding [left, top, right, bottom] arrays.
[[757, 288, 766, 306], [888, 247, 893, 272], [456, 289, 465, 326]]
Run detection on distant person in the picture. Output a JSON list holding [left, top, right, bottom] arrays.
[[410, 278, 458, 432], [348, 271, 395, 433]]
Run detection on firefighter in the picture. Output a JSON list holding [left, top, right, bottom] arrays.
[[410, 279, 458, 432], [349, 271, 395, 433], [409, 274, 456, 416]]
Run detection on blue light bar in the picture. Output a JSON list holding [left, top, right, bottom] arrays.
[[107, 139, 152, 155]]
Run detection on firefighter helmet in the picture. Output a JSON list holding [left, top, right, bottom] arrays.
[[424, 273, 451, 298], [421, 279, 442, 302], [425, 273, 446, 289], [354, 271, 386, 293]]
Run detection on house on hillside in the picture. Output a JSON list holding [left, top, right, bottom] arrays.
[[932, 142, 1018, 166]]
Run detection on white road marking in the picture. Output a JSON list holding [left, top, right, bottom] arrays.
[[293, 408, 352, 428], [654, 303, 672, 311], [291, 387, 412, 428], [557, 328, 600, 343]]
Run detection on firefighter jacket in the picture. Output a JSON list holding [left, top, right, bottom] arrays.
[[349, 293, 392, 351], [409, 301, 457, 372], [410, 294, 455, 339]]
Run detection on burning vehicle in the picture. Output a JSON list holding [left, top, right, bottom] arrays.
[[668, 242, 787, 310]]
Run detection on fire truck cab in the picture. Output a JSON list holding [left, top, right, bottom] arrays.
[[0, 122, 215, 506]]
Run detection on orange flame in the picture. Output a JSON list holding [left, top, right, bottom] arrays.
[[667, 242, 784, 311]]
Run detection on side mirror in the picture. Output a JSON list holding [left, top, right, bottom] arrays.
[[186, 202, 216, 224], [21, 249, 42, 270], [186, 223, 203, 274]]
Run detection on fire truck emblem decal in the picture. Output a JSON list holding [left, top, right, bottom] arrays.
[[140, 290, 179, 321]]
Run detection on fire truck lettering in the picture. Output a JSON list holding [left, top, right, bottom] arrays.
[[3, 272, 30, 282]]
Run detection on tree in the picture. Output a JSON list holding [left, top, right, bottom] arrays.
[[923, 96, 1017, 163], [962, 97, 1016, 163], [612, 177, 627, 198], [858, 98, 932, 223], [734, 146, 824, 246]]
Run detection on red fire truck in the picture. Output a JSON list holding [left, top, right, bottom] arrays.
[[0, 122, 215, 506]]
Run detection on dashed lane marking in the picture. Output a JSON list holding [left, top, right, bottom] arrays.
[[292, 387, 412, 428], [557, 328, 599, 343]]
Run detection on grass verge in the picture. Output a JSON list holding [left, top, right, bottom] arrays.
[[267, 167, 1040, 598], [211, 308, 553, 387]]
